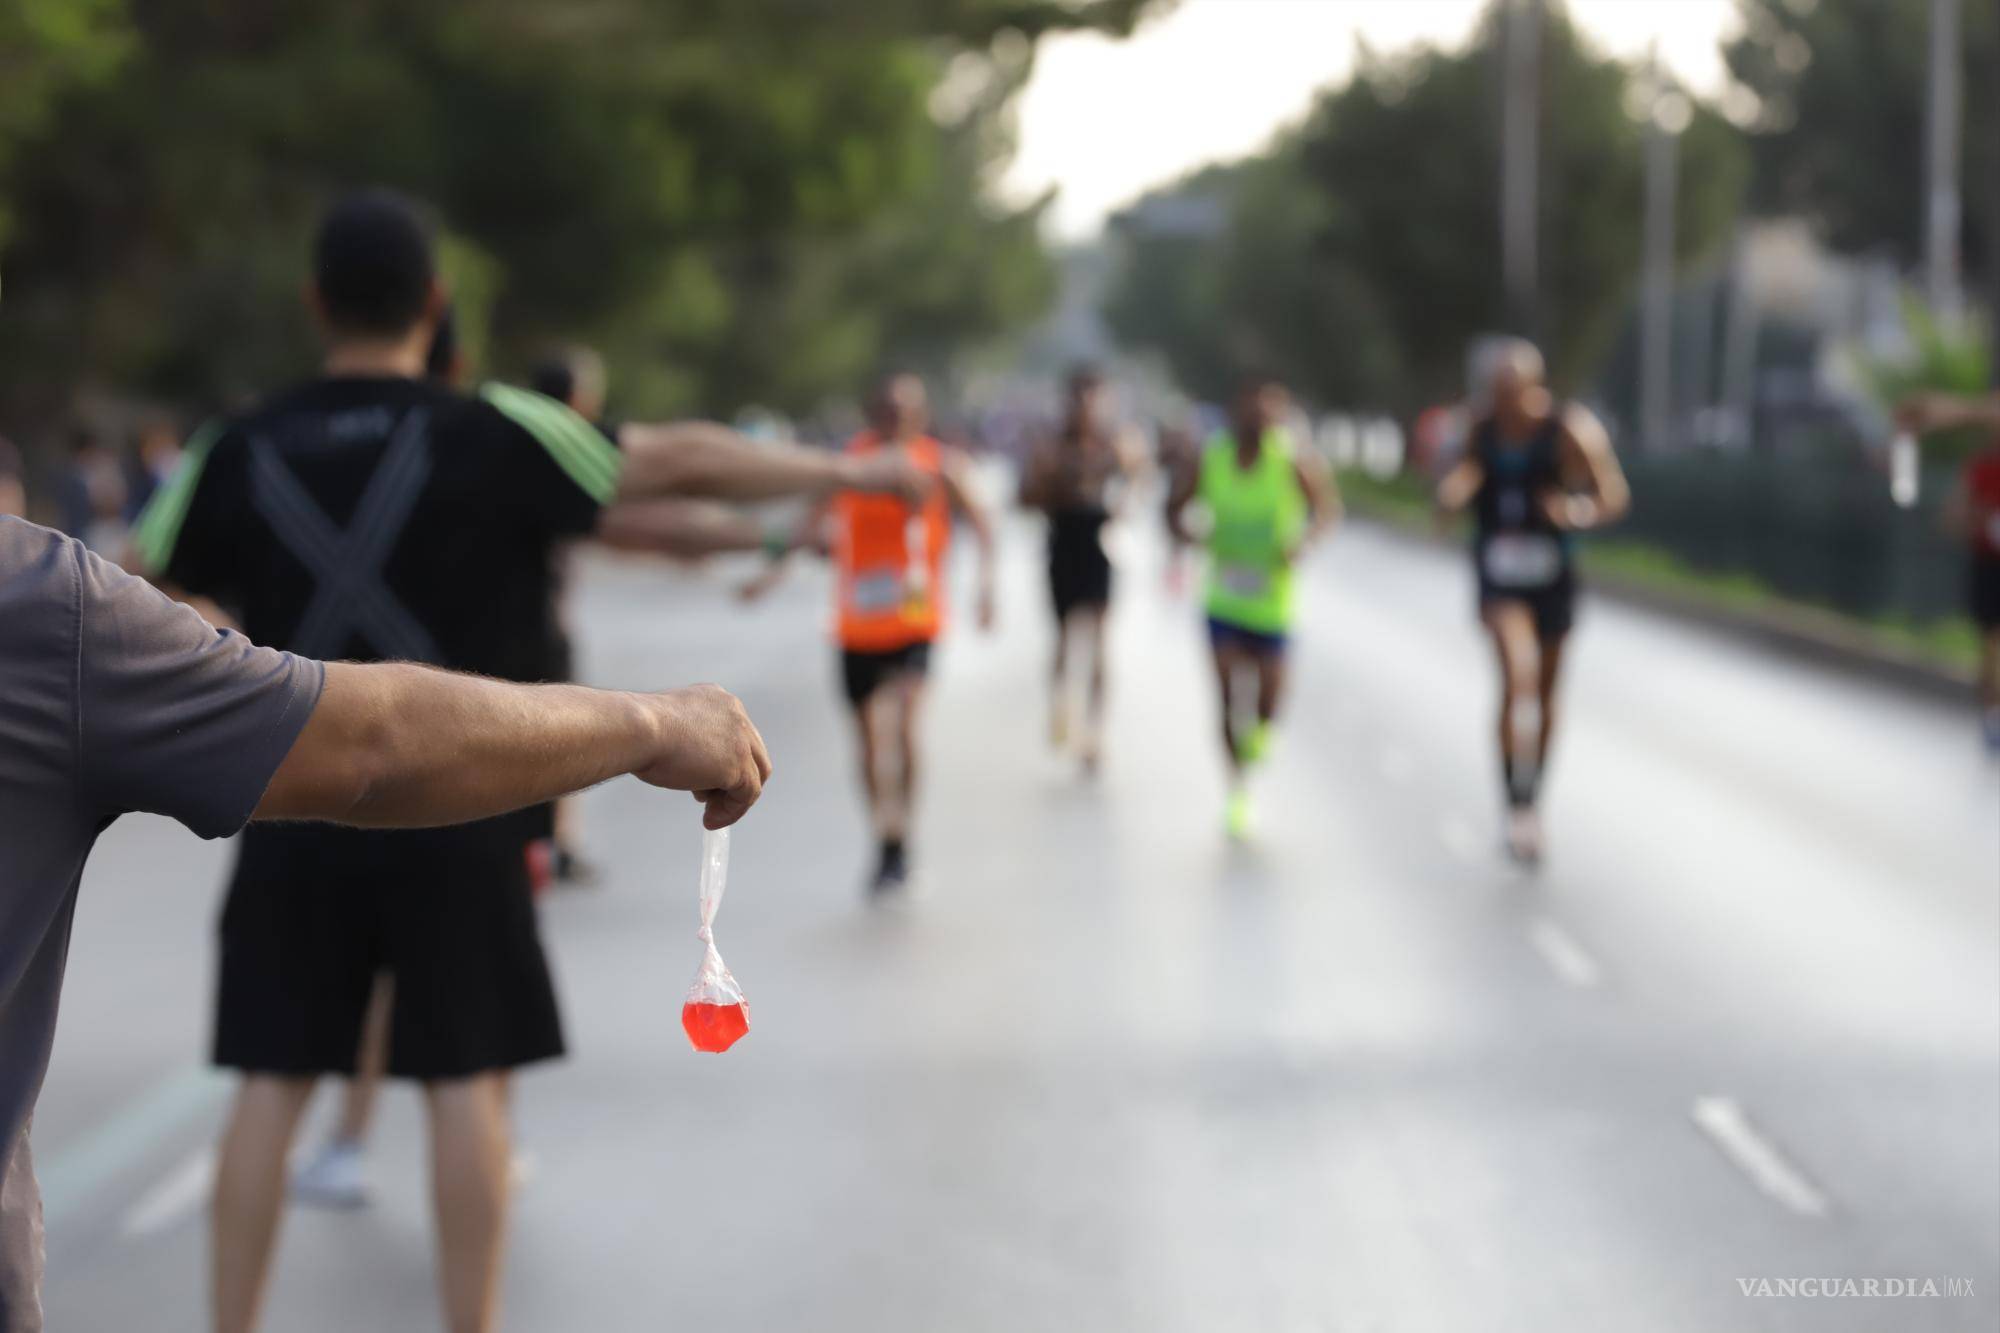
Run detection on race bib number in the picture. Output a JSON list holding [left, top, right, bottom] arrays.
[[848, 568, 905, 614], [1482, 534, 1562, 588], [1217, 562, 1272, 599]]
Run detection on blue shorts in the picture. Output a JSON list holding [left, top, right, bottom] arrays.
[[1207, 616, 1288, 656]]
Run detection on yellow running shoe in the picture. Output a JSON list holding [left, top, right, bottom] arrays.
[[1237, 720, 1273, 767], [1225, 785, 1253, 840]]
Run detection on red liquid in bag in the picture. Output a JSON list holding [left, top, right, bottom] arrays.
[[682, 1000, 750, 1053]]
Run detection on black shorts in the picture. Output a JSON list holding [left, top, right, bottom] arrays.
[[1048, 511, 1112, 620], [840, 640, 932, 709], [1971, 553, 2000, 628], [1479, 577, 1577, 641], [1207, 616, 1288, 657], [213, 821, 565, 1081]]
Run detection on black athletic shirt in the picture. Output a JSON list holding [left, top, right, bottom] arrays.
[[133, 376, 621, 684], [1468, 409, 1574, 590]]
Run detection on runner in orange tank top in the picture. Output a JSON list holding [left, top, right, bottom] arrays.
[[744, 372, 996, 893]]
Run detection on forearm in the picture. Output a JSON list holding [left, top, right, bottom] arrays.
[[261, 663, 660, 828], [616, 423, 848, 502], [1309, 480, 1342, 539], [596, 499, 776, 558], [1434, 461, 1481, 515]]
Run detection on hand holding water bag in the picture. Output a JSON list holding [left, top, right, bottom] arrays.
[[681, 828, 750, 1053]]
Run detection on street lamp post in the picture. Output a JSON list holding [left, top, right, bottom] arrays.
[[1923, 0, 1963, 324], [1500, 0, 1542, 340], [1639, 50, 1687, 455]]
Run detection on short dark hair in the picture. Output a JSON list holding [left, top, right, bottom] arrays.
[[529, 357, 576, 405], [1067, 363, 1106, 395], [424, 303, 460, 381], [312, 189, 436, 336]]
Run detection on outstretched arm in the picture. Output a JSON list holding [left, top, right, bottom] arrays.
[[1897, 391, 2000, 435], [597, 498, 792, 559], [1547, 403, 1630, 531], [941, 447, 998, 628], [1294, 449, 1342, 546], [1164, 451, 1200, 547], [615, 422, 918, 504], [1018, 436, 1058, 512], [738, 496, 833, 601], [1434, 455, 1484, 518], [256, 665, 771, 831]]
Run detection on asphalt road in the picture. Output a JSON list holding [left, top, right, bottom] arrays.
[[35, 515, 2000, 1331]]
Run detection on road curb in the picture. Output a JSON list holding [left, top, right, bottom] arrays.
[[1352, 516, 1977, 706]]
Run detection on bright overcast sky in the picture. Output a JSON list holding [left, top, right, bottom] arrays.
[[1005, 0, 1742, 239]]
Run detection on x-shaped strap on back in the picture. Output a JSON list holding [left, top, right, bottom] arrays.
[[249, 407, 444, 664]]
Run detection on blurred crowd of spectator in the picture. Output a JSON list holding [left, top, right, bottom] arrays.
[[2, 414, 184, 554]]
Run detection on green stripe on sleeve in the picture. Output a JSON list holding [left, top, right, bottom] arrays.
[[480, 382, 623, 504], [129, 420, 223, 574]]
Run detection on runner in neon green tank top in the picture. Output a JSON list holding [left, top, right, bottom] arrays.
[[1167, 376, 1337, 838]]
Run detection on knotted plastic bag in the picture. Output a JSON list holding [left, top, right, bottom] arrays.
[[681, 828, 750, 1053]]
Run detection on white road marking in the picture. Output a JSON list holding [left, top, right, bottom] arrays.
[[39, 1065, 229, 1225], [1438, 814, 1482, 865], [1691, 1096, 1831, 1219], [1376, 744, 1417, 785], [120, 1148, 214, 1238], [1527, 917, 1602, 989]]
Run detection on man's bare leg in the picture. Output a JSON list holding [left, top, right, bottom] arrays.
[[334, 975, 393, 1144], [852, 693, 887, 838], [1077, 608, 1108, 772], [291, 974, 393, 1208], [1209, 645, 1242, 774], [427, 1073, 512, 1333], [1253, 647, 1286, 729], [212, 1076, 317, 1333], [893, 674, 928, 840], [1535, 632, 1569, 777], [1050, 614, 1073, 747], [1482, 601, 1545, 859]]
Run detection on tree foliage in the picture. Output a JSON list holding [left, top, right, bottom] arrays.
[[1106, 2, 1749, 414], [0, 0, 1159, 434], [1724, 0, 1997, 283]]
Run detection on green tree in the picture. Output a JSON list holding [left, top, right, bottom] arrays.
[[1724, 0, 1997, 285], [0, 0, 130, 252], [1106, 2, 1748, 415], [0, 0, 1160, 442]]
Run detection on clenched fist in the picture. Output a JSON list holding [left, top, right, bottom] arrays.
[[636, 684, 774, 829]]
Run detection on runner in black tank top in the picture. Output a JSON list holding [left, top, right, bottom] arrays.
[[1020, 365, 1143, 774], [1469, 405, 1575, 636], [1437, 339, 1630, 864]]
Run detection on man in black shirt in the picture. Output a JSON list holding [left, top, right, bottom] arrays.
[[132, 189, 915, 1333]]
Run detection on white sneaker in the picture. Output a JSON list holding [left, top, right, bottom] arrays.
[[1505, 808, 1543, 866], [292, 1140, 370, 1209]]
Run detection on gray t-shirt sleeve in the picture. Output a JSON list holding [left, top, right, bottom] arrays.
[[72, 542, 324, 839]]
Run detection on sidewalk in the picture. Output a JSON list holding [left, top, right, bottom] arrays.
[[1351, 514, 1977, 705]]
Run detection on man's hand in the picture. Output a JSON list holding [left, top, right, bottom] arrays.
[[636, 684, 773, 829], [1895, 392, 1967, 434], [840, 450, 930, 504], [1537, 490, 1598, 532], [258, 663, 776, 833]]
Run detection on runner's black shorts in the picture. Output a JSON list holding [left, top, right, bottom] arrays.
[[213, 820, 564, 1080], [1479, 574, 1577, 641], [1048, 508, 1112, 620], [840, 640, 932, 709], [1970, 553, 2000, 628]]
